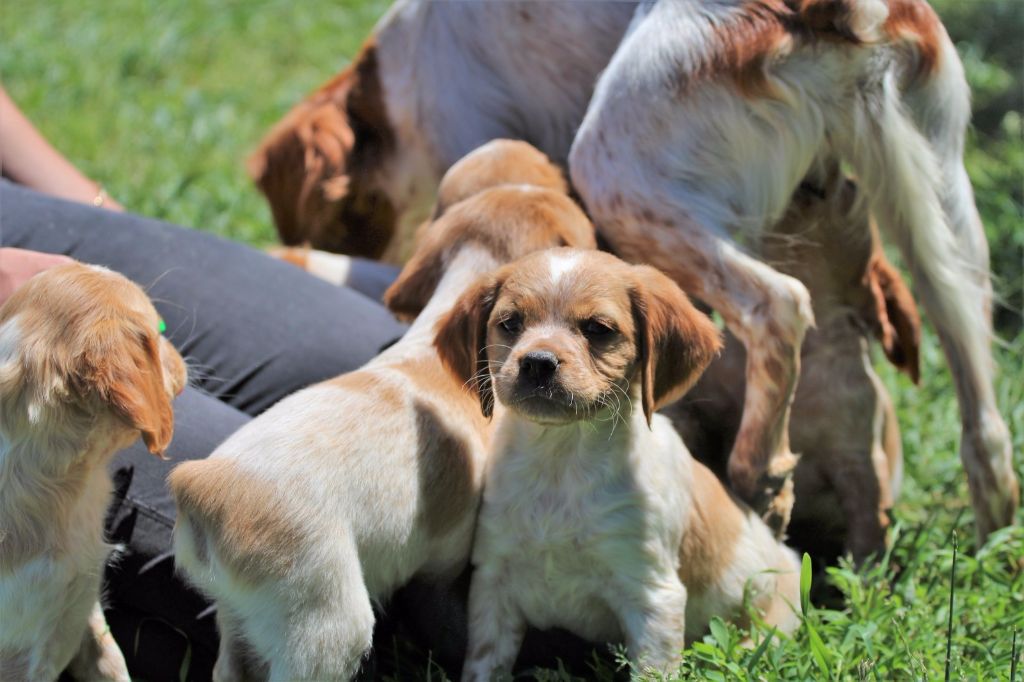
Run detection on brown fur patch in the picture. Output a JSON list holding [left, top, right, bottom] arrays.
[[411, 399, 478, 538], [432, 140, 568, 219], [249, 40, 397, 258], [267, 245, 311, 271], [685, 0, 896, 99], [629, 264, 723, 423], [884, 0, 943, 85], [866, 252, 921, 383], [678, 463, 744, 594], [387, 185, 595, 320], [434, 277, 504, 417], [170, 458, 306, 583]]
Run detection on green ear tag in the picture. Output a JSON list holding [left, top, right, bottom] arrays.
[[158, 318, 167, 335]]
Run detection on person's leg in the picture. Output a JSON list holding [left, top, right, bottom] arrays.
[[0, 180, 406, 415], [101, 388, 249, 681]]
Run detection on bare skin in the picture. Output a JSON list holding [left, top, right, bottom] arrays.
[[0, 86, 124, 304]]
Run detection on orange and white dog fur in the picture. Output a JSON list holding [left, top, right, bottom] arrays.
[[667, 174, 920, 563], [436, 249, 800, 679], [169, 142, 596, 681], [253, 0, 1015, 541], [569, 0, 1017, 536], [0, 264, 186, 681], [248, 0, 635, 263]]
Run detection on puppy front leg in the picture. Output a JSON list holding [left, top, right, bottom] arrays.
[[65, 602, 129, 682], [461, 567, 526, 682], [611, 577, 688, 675]]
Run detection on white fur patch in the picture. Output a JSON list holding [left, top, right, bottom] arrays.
[[547, 252, 581, 285], [306, 250, 353, 286]]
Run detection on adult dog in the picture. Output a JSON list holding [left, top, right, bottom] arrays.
[[570, 0, 1016, 536]]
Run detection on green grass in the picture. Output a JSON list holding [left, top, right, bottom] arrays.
[[2, 1, 1021, 679]]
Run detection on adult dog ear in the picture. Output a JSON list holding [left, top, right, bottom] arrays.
[[91, 325, 175, 456], [248, 97, 355, 249], [434, 275, 502, 417], [630, 265, 722, 426], [866, 254, 921, 384]]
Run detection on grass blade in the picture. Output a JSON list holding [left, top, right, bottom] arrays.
[[1012, 628, 1018, 682], [944, 531, 958, 682], [800, 552, 812, 616], [746, 626, 777, 673]]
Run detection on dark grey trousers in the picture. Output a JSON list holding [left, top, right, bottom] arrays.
[[1, 180, 405, 680]]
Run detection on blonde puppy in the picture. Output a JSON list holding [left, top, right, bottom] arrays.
[[170, 142, 596, 681], [0, 264, 186, 681], [435, 249, 800, 679]]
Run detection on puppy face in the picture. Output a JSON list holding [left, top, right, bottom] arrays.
[[0, 264, 186, 457], [437, 249, 722, 424], [248, 43, 397, 258]]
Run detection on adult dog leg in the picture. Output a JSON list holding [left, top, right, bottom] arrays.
[[581, 208, 812, 534]]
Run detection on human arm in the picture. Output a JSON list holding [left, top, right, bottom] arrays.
[[0, 86, 121, 210]]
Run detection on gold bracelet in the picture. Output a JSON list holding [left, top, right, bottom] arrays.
[[92, 186, 108, 208]]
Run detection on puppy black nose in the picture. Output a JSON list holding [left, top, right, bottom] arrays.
[[520, 351, 559, 385]]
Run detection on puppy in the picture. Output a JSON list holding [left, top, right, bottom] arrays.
[[666, 175, 920, 562], [570, 0, 1017, 537], [436, 249, 800, 679], [170, 144, 596, 680], [0, 264, 186, 681]]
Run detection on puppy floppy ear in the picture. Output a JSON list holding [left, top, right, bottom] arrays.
[[866, 254, 921, 384], [434, 275, 502, 418], [90, 326, 175, 456], [383, 223, 444, 321], [630, 265, 722, 425]]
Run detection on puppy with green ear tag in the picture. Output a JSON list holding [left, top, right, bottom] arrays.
[[435, 249, 801, 680], [0, 264, 186, 681]]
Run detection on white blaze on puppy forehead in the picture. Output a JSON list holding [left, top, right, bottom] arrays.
[[547, 251, 581, 285]]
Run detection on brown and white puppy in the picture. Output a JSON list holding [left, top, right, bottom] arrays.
[[0, 264, 186, 681], [437, 249, 800, 679], [666, 176, 920, 563], [248, 1, 636, 263], [170, 145, 596, 681], [570, 0, 1017, 538]]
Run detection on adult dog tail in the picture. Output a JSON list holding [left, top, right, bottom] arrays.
[[832, 15, 1018, 537]]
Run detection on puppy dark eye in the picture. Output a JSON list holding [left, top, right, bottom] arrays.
[[498, 314, 523, 335], [583, 318, 614, 338]]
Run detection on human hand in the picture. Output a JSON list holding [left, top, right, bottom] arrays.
[[0, 248, 76, 306]]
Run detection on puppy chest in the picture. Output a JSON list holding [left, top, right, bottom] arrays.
[[478, 490, 645, 638], [496, 538, 623, 639]]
